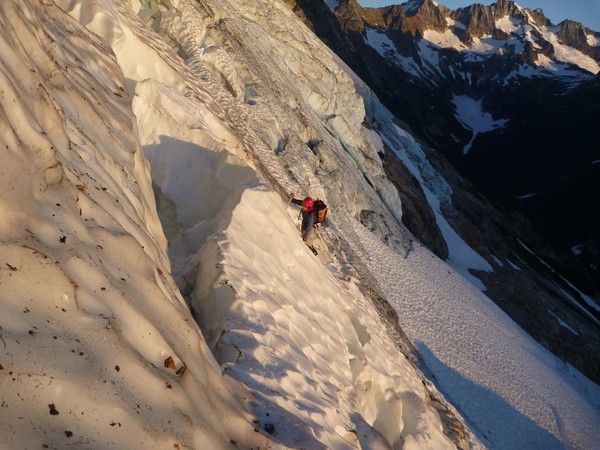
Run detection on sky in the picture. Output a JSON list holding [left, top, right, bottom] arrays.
[[2, 0, 600, 449], [358, 0, 600, 31]]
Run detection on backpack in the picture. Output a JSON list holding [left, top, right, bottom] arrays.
[[313, 199, 327, 225]]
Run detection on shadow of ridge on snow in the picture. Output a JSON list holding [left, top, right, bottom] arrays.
[[143, 135, 260, 289], [143, 135, 260, 231], [213, 311, 330, 449], [414, 341, 563, 450], [244, 390, 328, 449]]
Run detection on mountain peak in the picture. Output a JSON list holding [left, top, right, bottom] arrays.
[[364, 0, 445, 35], [558, 19, 594, 48], [451, 0, 524, 37], [401, 0, 432, 16]]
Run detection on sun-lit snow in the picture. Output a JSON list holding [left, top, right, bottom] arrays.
[[2, 0, 600, 449], [588, 33, 600, 47], [540, 25, 600, 74], [423, 29, 465, 51], [0, 1, 267, 448], [520, 25, 542, 48], [365, 4, 600, 83], [418, 29, 578, 82], [495, 15, 521, 34], [446, 16, 466, 30]]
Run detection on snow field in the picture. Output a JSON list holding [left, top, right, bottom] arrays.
[[0, 1, 281, 448], [190, 186, 457, 449], [105, 1, 600, 448], [132, 58, 458, 447], [351, 219, 600, 450]]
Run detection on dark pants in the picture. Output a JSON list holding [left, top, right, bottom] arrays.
[[301, 222, 315, 246]]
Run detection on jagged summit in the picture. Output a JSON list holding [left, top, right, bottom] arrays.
[[401, 0, 448, 16], [451, 0, 527, 37]]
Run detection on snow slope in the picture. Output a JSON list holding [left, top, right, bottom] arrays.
[[0, 1, 273, 449], [1, 0, 600, 449], [352, 222, 600, 449]]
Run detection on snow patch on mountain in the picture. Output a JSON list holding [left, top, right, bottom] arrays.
[[325, 0, 339, 12], [495, 15, 520, 34], [540, 26, 600, 74], [401, 0, 423, 15], [366, 16, 597, 86], [451, 95, 509, 155], [365, 27, 400, 58], [446, 16, 466, 30], [423, 29, 465, 51], [365, 27, 425, 78], [549, 311, 580, 336]]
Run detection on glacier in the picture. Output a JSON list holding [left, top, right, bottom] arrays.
[[1, 0, 600, 449]]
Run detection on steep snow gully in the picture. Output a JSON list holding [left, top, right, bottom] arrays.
[[0, 0, 599, 449]]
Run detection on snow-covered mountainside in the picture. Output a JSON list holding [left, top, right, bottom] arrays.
[[326, 0, 600, 102], [365, 0, 600, 82], [303, 0, 600, 276], [292, 0, 600, 386], [1, 0, 600, 449]]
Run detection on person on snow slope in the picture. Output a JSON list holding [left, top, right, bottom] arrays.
[[290, 194, 319, 255]]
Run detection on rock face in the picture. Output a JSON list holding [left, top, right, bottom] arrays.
[[558, 20, 600, 59], [453, 0, 522, 37], [379, 143, 449, 259], [287, 0, 600, 384]]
